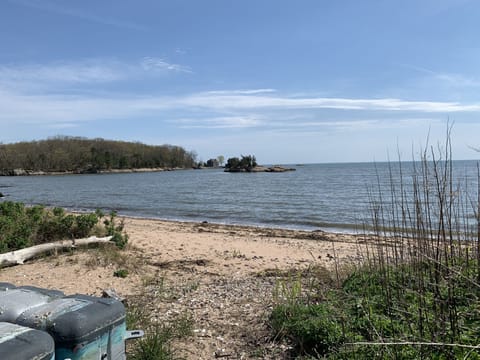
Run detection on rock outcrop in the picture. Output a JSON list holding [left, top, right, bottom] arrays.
[[225, 165, 295, 173]]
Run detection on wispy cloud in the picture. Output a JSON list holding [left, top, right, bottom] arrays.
[[0, 61, 124, 85], [9, 0, 147, 31], [46, 122, 78, 129], [179, 92, 480, 113], [175, 116, 263, 129], [434, 73, 480, 88], [0, 58, 192, 92], [141, 57, 192, 74], [1, 84, 479, 135], [205, 89, 277, 95], [401, 64, 480, 88]]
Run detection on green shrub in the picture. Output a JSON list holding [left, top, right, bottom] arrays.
[[104, 211, 128, 249], [0, 201, 128, 254], [270, 302, 343, 357], [0, 202, 36, 251], [74, 213, 99, 238], [114, 269, 129, 278]]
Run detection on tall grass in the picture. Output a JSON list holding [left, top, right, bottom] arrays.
[[270, 132, 480, 359], [359, 131, 480, 355]]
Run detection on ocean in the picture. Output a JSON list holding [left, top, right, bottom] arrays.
[[0, 161, 478, 233]]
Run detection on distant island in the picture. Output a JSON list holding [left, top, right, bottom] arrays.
[[0, 136, 197, 176], [224, 155, 295, 173]]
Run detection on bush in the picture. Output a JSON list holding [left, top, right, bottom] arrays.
[[113, 269, 129, 278], [0, 202, 39, 251], [0, 201, 128, 253], [270, 302, 343, 357], [103, 211, 129, 249]]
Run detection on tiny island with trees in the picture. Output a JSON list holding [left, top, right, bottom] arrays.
[[224, 155, 295, 173]]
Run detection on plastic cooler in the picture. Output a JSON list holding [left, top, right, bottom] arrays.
[[16, 294, 142, 360], [0, 283, 142, 359], [0, 322, 55, 360]]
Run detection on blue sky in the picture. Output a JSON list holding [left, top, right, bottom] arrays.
[[1, 0, 480, 163]]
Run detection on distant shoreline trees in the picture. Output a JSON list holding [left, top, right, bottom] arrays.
[[0, 136, 197, 175]]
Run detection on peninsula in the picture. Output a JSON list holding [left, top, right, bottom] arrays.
[[0, 136, 197, 176]]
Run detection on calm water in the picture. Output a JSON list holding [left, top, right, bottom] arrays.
[[0, 161, 478, 232]]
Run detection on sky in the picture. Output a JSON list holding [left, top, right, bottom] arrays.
[[1, 0, 480, 164]]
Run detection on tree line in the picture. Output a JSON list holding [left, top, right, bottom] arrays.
[[0, 136, 197, 174]]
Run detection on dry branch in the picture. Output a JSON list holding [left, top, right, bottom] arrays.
[[0, 236, 113, 267]]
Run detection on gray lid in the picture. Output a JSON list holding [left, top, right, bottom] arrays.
[[17, 295, 126, 344], [0, 289, 52, 322], [0, 322, 55, 360], [0, 283, 15, 291]]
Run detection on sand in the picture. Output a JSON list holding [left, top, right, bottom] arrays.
[[0, 217, 368, 359]]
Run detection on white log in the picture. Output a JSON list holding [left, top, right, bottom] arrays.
[[0, 236, 113, 268]]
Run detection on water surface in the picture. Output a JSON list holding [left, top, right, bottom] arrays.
[[0, 161, 478, 232]]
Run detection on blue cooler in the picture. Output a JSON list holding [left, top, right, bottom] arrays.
[[0, 322, 55, 360], [16, 294, 142, 360]]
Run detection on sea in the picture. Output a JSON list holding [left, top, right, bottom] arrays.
[[0, 161, 478, 233]]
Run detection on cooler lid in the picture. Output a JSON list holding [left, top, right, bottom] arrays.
[[0, 289, 52, 322], [0, 322, 55, 360], [17, 295, 126, 344]]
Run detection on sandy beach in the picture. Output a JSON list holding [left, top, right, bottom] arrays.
[[0, 216, 367, 359]]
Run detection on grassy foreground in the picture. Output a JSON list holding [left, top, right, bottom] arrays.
[[270, 260, 480, 359], [270, 135, 480, 359]]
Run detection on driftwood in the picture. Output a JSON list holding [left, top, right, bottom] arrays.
[[0, 236, 113, 268]]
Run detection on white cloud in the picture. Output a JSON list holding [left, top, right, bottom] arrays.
[[0, 58, 192, 92], [400, 63, 480, 88], [180, 92, 480, 113], [205, 89, 277, 95], [0, 61, 123, 85], [175, 116, 262, 129], [434, 73, 480, 88], [141, 57, 192, 74], [46, 122, 78, 129], [0, 84, 479, 135]]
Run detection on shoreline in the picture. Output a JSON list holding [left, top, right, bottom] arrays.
[[75, 211, 364, 235], [122, 215, 363, 242], [0, 167, 188, 176]]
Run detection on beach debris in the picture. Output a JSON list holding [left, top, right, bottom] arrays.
[[102, 288, 125, 303], [0, 236, 113, 268], [214, 349, 233, 358]]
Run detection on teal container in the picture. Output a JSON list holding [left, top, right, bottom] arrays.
[[0, 284, 142, 359], [16, 294, 141, 360]]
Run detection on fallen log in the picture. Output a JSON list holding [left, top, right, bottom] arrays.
[[0, 236, 113, 268]]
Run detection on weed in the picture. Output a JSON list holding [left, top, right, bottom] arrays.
[[114, 269, 129, 278], [126, 300, 193, 360], [84, 244, 132, 269]]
